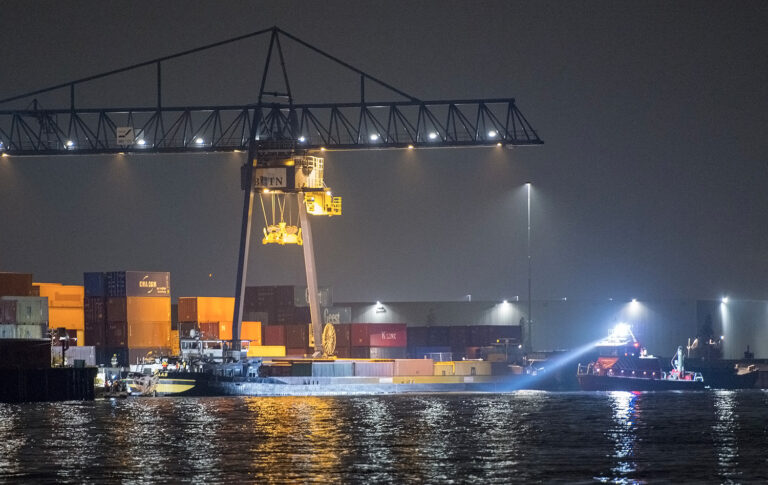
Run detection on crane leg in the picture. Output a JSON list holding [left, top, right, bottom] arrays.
[[230, 156, 256, 362], [298, 192, 324, 357]]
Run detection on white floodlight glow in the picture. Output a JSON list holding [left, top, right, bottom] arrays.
[[496, 142, 502, 147], [195, 137, 204, 145], [407, 144, 414, 150], [325, 190, 331, 196], [376, 301, 382, 305], [631, 298, 638, 303], [502, 299, 508, 304], [137, 138, 147, 146], [1, 153, 9, 158], [721, 296, 729, 304], [298, 136, 306, 143], [428, 131, 438, 140], [488, 130, 497, 138], [65, 140, 74, 148], [613, 322, 632, 338], [369, 133, 379, 141]]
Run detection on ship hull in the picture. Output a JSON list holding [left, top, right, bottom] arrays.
[[206, 375, 530, 397], [578, 374, 705, 391]]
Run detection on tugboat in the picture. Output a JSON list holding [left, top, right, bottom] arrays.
[[577, 324, 705, 391]]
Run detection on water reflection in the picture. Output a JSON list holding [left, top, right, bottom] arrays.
[[245, 396, 343, 481], [712, 390, 741, 483], [607, 391, 639, 481], [0, 405, 25, 478]]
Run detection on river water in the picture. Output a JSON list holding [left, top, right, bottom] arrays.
[[1, 391, 767, 483]]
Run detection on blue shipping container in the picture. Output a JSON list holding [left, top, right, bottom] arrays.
[[409, 346, 452, 359], [84, 272, 106, 298], [104, 271, 171, 298]]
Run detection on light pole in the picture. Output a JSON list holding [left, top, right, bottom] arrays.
[[526, 182, 532, 354]]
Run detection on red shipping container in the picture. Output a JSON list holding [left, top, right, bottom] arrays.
[[350, 323, 370, 347], [368, 323, 407, 348], [263, 325, 286, 346], [84, 318, 106, 347], [286, 347, 309, 356], [178, 297, 198, 322], [334, 324, 351, 349], [286, 324, 309, 348], [107, 297, 127, 322], [198, 321, 219, 339], [0, 300, 16, 323]]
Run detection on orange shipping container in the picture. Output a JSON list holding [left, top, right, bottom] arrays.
[[34, 283, 84, 308], [128, 320, 171, 348], [49, 307, 85, 331], [219, 322, 232, 341], [241, 321, 262, 343], [126, 297, 171, 323], [170, 330, 180, 356], [394, 359, 434, 376], [177, 297, 234, 325]]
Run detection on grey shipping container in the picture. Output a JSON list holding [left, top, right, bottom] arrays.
[[0, 296, 49, 325], [323, 306, 351, 325], [369, 347, 407, 359], [311, 361, 354, 377], [293, 286, 333, 307], [354, 361, 394, 377]]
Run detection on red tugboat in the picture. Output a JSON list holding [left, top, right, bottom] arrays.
[[577, 324, 705, 391]]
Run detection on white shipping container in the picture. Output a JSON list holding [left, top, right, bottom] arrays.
[[14, 323, 47, 339], [0, 296, 49, 325], [0, 325, 16, 339], [52, 346, 96, 366]]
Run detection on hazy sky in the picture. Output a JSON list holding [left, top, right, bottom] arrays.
[[0, 1, 766, 303]]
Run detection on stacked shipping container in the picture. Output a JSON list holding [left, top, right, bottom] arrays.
[[177, 296, 262, 344], [0, 296, 49, 339], [34, 283, 85, 345], [407, 325, 521, 359], [84, 271, 171, 365]]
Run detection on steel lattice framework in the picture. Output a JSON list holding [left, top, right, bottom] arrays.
[[0, 27, 541, 155]]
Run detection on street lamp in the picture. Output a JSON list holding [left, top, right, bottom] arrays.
[[526, 182, 532, 354]]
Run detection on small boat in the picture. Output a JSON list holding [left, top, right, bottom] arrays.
[[577, 324, 705, 391], [123, 358, 204, 397]]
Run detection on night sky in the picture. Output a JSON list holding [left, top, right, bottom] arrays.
[[0, 1, 766, 303]]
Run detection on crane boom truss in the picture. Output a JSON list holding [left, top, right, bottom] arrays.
[[0, 26, 541, 156], [0, 99, 540, 155]]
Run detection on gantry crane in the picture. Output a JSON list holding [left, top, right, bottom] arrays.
[[0, 26, 543, 359]]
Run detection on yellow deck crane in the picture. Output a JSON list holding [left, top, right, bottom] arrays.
[[0, 26, 542, 359], [255, 155, 341, 356]]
